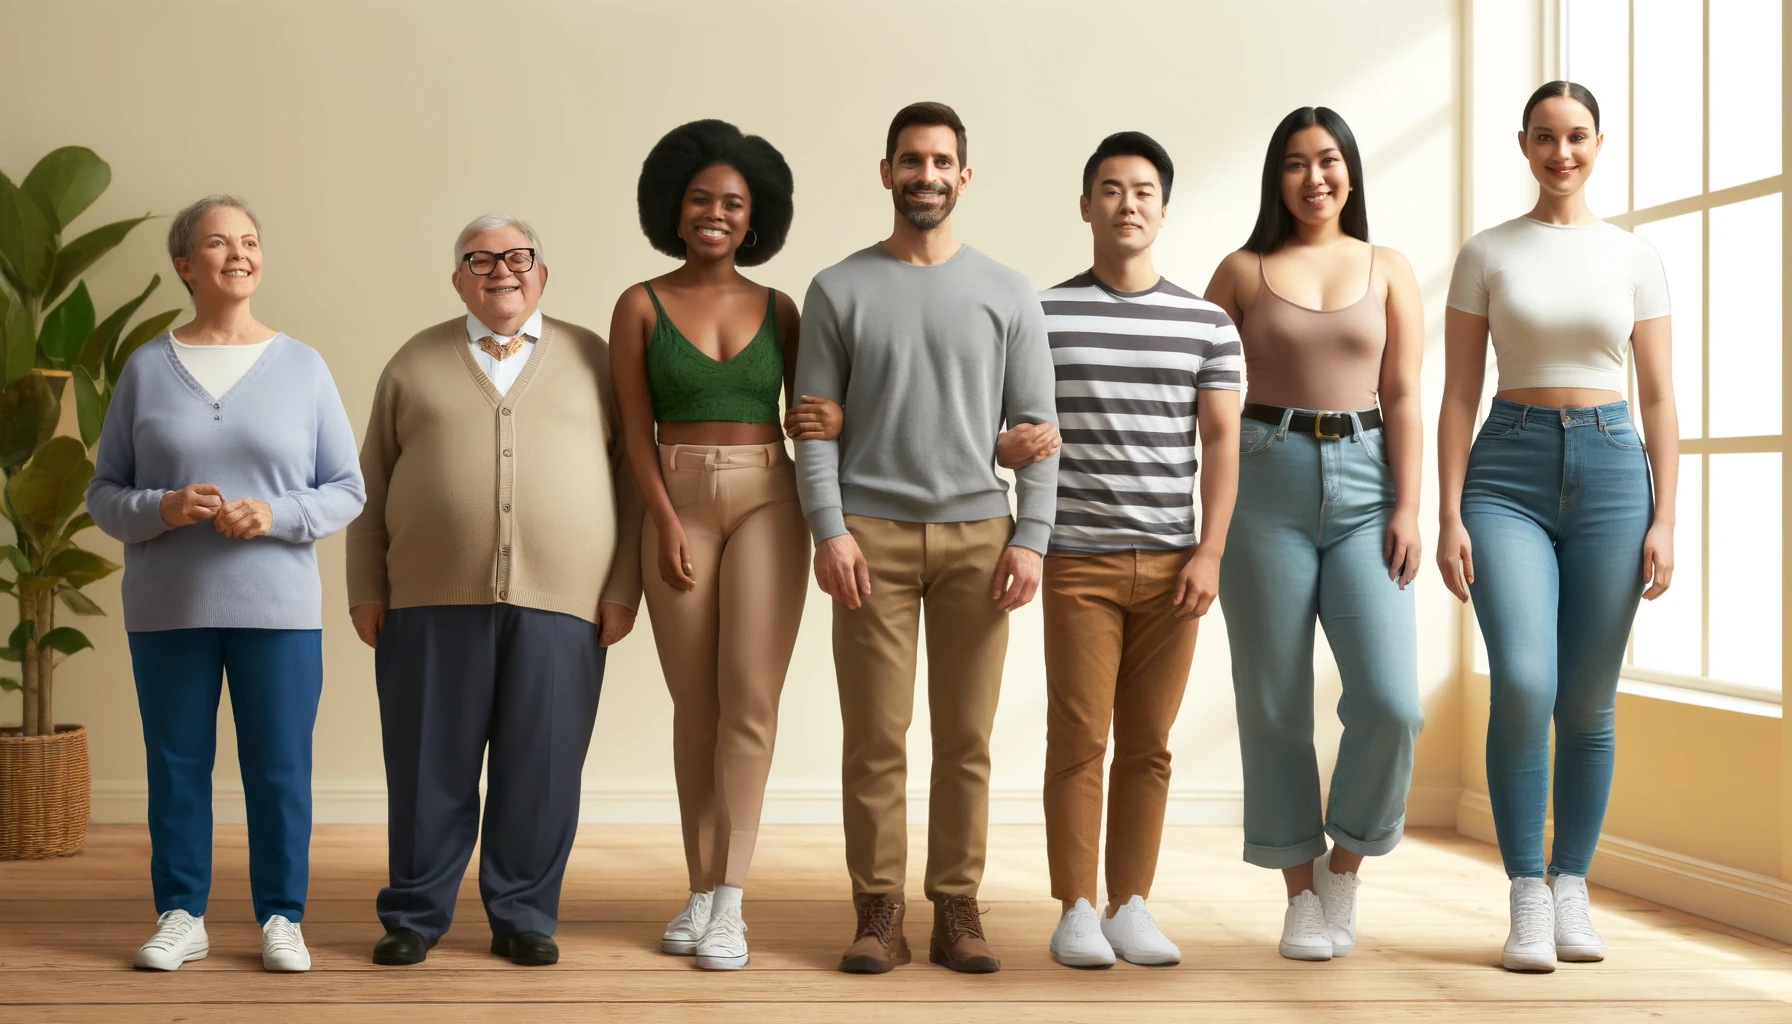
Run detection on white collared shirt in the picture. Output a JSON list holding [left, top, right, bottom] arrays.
[[465, 309, 543, 396]]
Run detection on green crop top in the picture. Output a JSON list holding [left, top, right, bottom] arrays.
[[643, 282, 784, 425]]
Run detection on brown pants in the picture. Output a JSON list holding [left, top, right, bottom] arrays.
[[834, 515, 1013, 900], [643, 443, 810, 891], [1042, 550, 1199, 904]]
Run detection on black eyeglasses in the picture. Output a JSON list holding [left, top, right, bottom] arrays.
[[461, 247, 536, 276]]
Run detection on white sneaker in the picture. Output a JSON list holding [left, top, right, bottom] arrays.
[[661, 891, 713, 956], [1551, 874, 1607, 962], [261, 915, 311, 972], [133, 909, 209, 970], [694, 906, 749, 970], [1049, 898, 1116, 968], [1503, 877, 1558, 972], [1279, 891, 1333, 961], [1100, 895, 1181, 966], [1311, 850, 1361, 957]]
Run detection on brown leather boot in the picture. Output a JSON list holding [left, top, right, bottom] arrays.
[[840, 893, 911, 974], [930, 895, 1000, 973]]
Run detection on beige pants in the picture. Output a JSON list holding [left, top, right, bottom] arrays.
[[834, 514, 1013, 900], [1041, 550, 1198, 904], [643, 443, 810, 891]]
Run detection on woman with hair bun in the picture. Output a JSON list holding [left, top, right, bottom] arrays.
[[609, 119, 817, 971]]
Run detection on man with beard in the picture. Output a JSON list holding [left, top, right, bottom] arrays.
[[793, 101, 1059, 976]]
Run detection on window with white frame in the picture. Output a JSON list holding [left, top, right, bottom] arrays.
[[1567, 0, 1784, 700]]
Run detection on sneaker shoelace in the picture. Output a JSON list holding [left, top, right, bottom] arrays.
[[1291, 893, 1329, 937], [858, 899, 898, 944], [144, 911, 197, 951], [264, 917, 304, 955], [1066, 906, 1099, 938], [1319, 870, 1359, 924], [1127, 901, 1159, 938], [671, 893, 713, 934], [942, 897, 987, 942], [1555, 885, 1594, 937], [1513, 886, 1554, 945], [705, 907, 748, 951]]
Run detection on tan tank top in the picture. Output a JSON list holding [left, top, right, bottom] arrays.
[[1241, 250, 1386, 411]]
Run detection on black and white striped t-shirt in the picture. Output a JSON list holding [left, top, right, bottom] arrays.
[[1042, 271, 1244, 555]]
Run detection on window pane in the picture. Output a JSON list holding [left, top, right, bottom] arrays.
[[1569, 0, 1632, 216], [1710, 0, 1783, 191], [1634, 0, 1705, 209], [1709, 193, 1782, 437], [1632, 454, 1702, 676], [1634, 214, 1703, 434], [1708, 453, 1782, 691]]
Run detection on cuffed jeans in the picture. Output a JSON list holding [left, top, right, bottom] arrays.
[[1220, 412, 1422, 869], [1464, 398, 1652, 879]]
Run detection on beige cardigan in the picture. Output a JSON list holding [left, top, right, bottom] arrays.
[[346, 315, 644, 622]]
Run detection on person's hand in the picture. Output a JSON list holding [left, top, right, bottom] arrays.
[[350, 603, 386, 649], [657, 517, 697, 591], [215, 497, 273, 539], [160, 484, 223, 528], [1436, 517, 1474, 603], [597, 602, 637, 646], [990, 545, 1042, 611], [814, 533, 871, 609], [996, 422, 1060, 470], [785, 395, 844, 441], [1173, 546, 1221, 620], [1385, 511, 1423, 590], [1642, 520, 1675, 600]]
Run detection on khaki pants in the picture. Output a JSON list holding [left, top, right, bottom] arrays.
[[834, 515, 1013, 899], [1042, 550, 1198, 903], [643, 444, 810, 891]]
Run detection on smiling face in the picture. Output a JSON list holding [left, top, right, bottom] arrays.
[[1280, 125, 1351, 229], [176, 205, 261, 301], [452, 223, 546, 328], [881, 124, 970, 230], [1520, 95, 1602, 198], [1082, 154, 1166, 257], [677, 163, 752, 262]]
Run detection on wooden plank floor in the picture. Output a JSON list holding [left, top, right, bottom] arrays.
[[3, 825, 1789, 1023]]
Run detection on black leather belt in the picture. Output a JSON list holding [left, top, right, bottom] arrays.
[[1243, 403, 1383, 440]]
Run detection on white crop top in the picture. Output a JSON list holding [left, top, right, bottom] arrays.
[[1446, 216, 1670, 392]]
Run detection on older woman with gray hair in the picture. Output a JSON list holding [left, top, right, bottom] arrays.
[[86, 195, 366, 973]]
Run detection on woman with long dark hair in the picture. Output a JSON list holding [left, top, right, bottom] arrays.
[[1204, 107, 1426, 962], [1438, 81, 1675, 972], [610, 120, 820, 971]]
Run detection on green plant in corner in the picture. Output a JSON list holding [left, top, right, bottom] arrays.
[[0, 147, 181, 736]]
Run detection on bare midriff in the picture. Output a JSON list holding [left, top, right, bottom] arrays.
[[657, 420, 783, 446], [1495, 387, 1625, 409]]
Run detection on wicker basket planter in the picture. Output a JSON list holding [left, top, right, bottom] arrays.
[[0, 724, 90, 859]]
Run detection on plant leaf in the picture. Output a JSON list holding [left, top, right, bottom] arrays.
[[77, 275, 162, 375], [19, 147, 111, 231], [45, 215, 153, 308], [39, 626, 93, 656], [106, 309, 180, 385], [0, 173, 56, 298], [56, 583, 103, 616], [3, 284, 34, 385], [43, 547, 117, 588], [39, 282, 96, 369], [73, 367, 105, 447], [5, 436, 93, 545], [0, 545, 27, 574], [0, 677, 19, 691], [0, 373, 62, 468], [7, 620, 32, 653], [0, 577, 13, 593]]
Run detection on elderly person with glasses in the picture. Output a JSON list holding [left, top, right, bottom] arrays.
[[347, 213, 643, 968], [87, 194, 366, 974]]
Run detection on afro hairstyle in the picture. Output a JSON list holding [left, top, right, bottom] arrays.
[[637, 119, 794, 267]]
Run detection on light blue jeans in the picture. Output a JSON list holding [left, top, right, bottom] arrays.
[[1464, 398, 1653, 879], [1220, 411, 1422, 869]]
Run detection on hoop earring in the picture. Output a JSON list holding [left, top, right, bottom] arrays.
[[743, 229, 758, 248]]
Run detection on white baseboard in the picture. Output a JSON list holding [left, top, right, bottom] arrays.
[[91, 780, 1465, 828], [1457, 789, 1792, 943]]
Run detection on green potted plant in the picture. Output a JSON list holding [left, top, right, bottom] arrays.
[[0, 147, 180, 859]]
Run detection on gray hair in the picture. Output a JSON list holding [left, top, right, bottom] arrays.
[[168, 194, 260, 261], [453, 213, 544, 269]]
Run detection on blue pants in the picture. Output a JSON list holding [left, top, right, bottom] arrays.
[[375, 604, 605, 940], [128, 628, 323, 925], [1220, 413, 1423, 869], [1464, 399, 1652, 879]]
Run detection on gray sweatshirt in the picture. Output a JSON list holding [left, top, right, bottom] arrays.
[[794, 243, 1059, 554]]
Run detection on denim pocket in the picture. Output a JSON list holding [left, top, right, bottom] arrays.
[[1239, 419, 1276, 457], [1478, 417, 1522, 440], [1604, 425, 1647, 451], [1358, 429, 1389, 466]]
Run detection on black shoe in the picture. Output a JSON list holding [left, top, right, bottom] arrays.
[[491, 931, 559, 966], [371, 928, 437, 966]]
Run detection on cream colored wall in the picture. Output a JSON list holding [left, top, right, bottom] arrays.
[[1, 0, 1463, 828]]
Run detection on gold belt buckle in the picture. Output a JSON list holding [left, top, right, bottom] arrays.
[[1313, 411, 1343, 441]]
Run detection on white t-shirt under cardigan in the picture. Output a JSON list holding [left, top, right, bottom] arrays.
[[170, 335, 274, 399], [1446, 216, 1670, 393]]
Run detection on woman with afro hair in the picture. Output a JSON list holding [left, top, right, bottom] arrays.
[[609, 119, 832, 971]]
